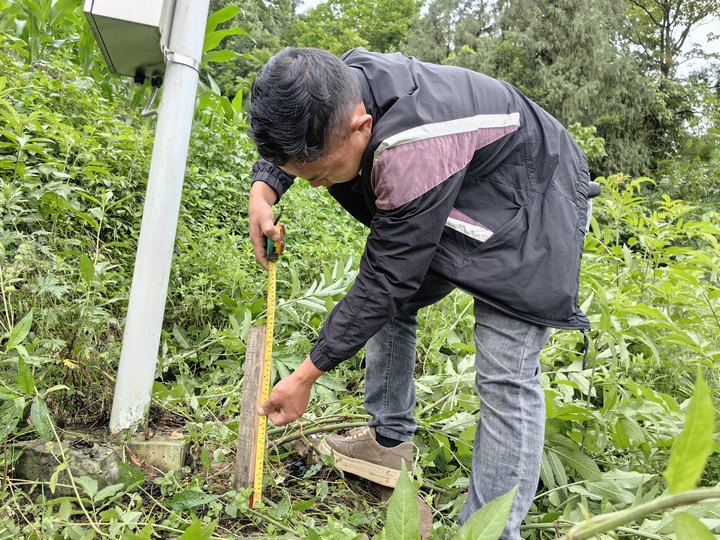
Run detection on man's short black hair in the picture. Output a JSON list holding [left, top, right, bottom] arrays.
[[249, 47, 361, 166]]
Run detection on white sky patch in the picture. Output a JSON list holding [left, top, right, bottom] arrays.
[[297, 0, 322, 13], [679, 15, 720, 76]]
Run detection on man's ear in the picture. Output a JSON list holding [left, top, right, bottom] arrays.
[[350, 102, 372, 136], [355, 113, 373, 136]]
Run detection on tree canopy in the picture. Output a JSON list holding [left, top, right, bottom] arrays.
[[626, 0, 720, 76], [287, 0, 421, 54]]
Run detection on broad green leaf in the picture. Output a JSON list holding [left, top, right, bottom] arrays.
[[172, 324, 189, 348], [75, 475, 98, 498], [205, 5, 240, 33], [379, 464, 419, 540], [568, 480, 634, 505], [69, 209, 98, 228], [203, 50, 239, 64], [79, 253, 94, 284], [540, 451, 557, 490], [94, 483, 124, 502], [207, 74, 222, 95], [203, 28, 249, 53], [231, 89, 243, 113], [296, 298, 327, 313], [274, 495, 291, 519], [49, 0, 75, 25], [547, 449, 568, 487], [118, 461, 145, 488], [663, 370, 715, 493], [456, 486, 517, 540], [0, 398, 24, 441], [292, 498, 316, 511], [546, 434, 602, 481], [58, 500, 72, 520], [167, 489, 220, 511], [30, 395, 53, 441], [619, 417, 645, 447], [200, 444, 211, 471], [44, 384, 69, 395], [178, 518, 217, 540], [49, 466, 60, 494], [49, 461, 68, 494], [6, 310, 32, 351], [122, 524, 154, 540], [673, 512, 715, 539], [17, 356, 35, 395]]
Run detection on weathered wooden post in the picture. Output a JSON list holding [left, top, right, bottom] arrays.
[[235, 326, 267, 492]]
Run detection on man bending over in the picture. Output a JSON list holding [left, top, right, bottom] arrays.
[[247, 47, 591, 539]]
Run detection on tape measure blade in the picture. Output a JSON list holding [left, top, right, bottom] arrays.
[[252, 261, 277, 506]]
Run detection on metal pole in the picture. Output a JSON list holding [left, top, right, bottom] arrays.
[[110, 0, 210, 434]]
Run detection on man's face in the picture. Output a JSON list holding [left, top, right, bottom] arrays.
[[279, 102, 372, 188], [280, 141, 363, 188]]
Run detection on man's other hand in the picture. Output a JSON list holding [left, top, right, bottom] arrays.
[[258, 356, 324, 426]]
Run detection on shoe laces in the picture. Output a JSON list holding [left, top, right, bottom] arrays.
[[346, 426, 371, 439]]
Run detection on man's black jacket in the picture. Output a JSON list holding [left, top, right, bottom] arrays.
[[252, 49, 591, 371]]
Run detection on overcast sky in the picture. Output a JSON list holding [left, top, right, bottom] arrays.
[[680, 15, 720, 75]]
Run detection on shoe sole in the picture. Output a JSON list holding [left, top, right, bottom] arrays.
[[315, 438, 403, 488]]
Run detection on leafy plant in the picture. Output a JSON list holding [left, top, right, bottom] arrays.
[[376, 464, 517, 540], [560, 370, 718, 539]]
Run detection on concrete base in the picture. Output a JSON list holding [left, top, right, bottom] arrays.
[[13, 439, 121, 496], [12, 431, 190, 496], [124, 434, 188, 472]]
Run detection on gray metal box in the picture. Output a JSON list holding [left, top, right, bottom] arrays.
[[84, 0, 175, 79]]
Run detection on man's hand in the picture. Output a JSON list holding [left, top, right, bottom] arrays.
[[249, 182, 281, 270], [258, 356, 324, 426]]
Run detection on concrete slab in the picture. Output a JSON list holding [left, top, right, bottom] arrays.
[[124, 433, 189, 472], [13, 439, 121, 497], [13, 430, 190, 497]]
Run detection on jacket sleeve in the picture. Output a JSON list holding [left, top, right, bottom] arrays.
[[309, 170, 465, 371], [251, 158, 295, 201]]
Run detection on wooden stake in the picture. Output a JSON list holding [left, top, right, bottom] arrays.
[[234, 325, 266, 492]]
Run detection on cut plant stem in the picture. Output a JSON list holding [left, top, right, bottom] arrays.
[[269, 421, 369, 448], [561, 487, 720, 539]]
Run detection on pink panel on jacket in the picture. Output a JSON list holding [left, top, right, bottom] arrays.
[[371, 126, 518, 211]]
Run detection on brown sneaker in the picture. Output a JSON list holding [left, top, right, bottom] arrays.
[[314, 426, 413, 487]]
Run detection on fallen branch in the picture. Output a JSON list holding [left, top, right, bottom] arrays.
[[522, 522, 667, 539], [561, 488, 720, 539], [266, 413, 369, 437], [268, 421, 368, 448]]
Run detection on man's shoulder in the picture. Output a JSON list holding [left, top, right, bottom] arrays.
[[341, 47, 375, 62], [342, 48, 409, 69]]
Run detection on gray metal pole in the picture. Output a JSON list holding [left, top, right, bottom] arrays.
[[110, 0, 210, 433]]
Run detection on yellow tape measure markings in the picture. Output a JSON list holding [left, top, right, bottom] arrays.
[[252, 259, 276, 506]]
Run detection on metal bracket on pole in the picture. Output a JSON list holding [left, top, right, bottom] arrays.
[[140, 45, 200, 119], [162, 45, 201, 74]]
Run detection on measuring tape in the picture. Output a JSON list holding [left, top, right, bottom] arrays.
[[251, 225, 284, 507]]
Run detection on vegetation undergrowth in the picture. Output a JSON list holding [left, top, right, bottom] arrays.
[[0, 2, 719, 539]]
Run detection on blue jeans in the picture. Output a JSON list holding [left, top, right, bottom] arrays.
[[365, 273, 551, 539]]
